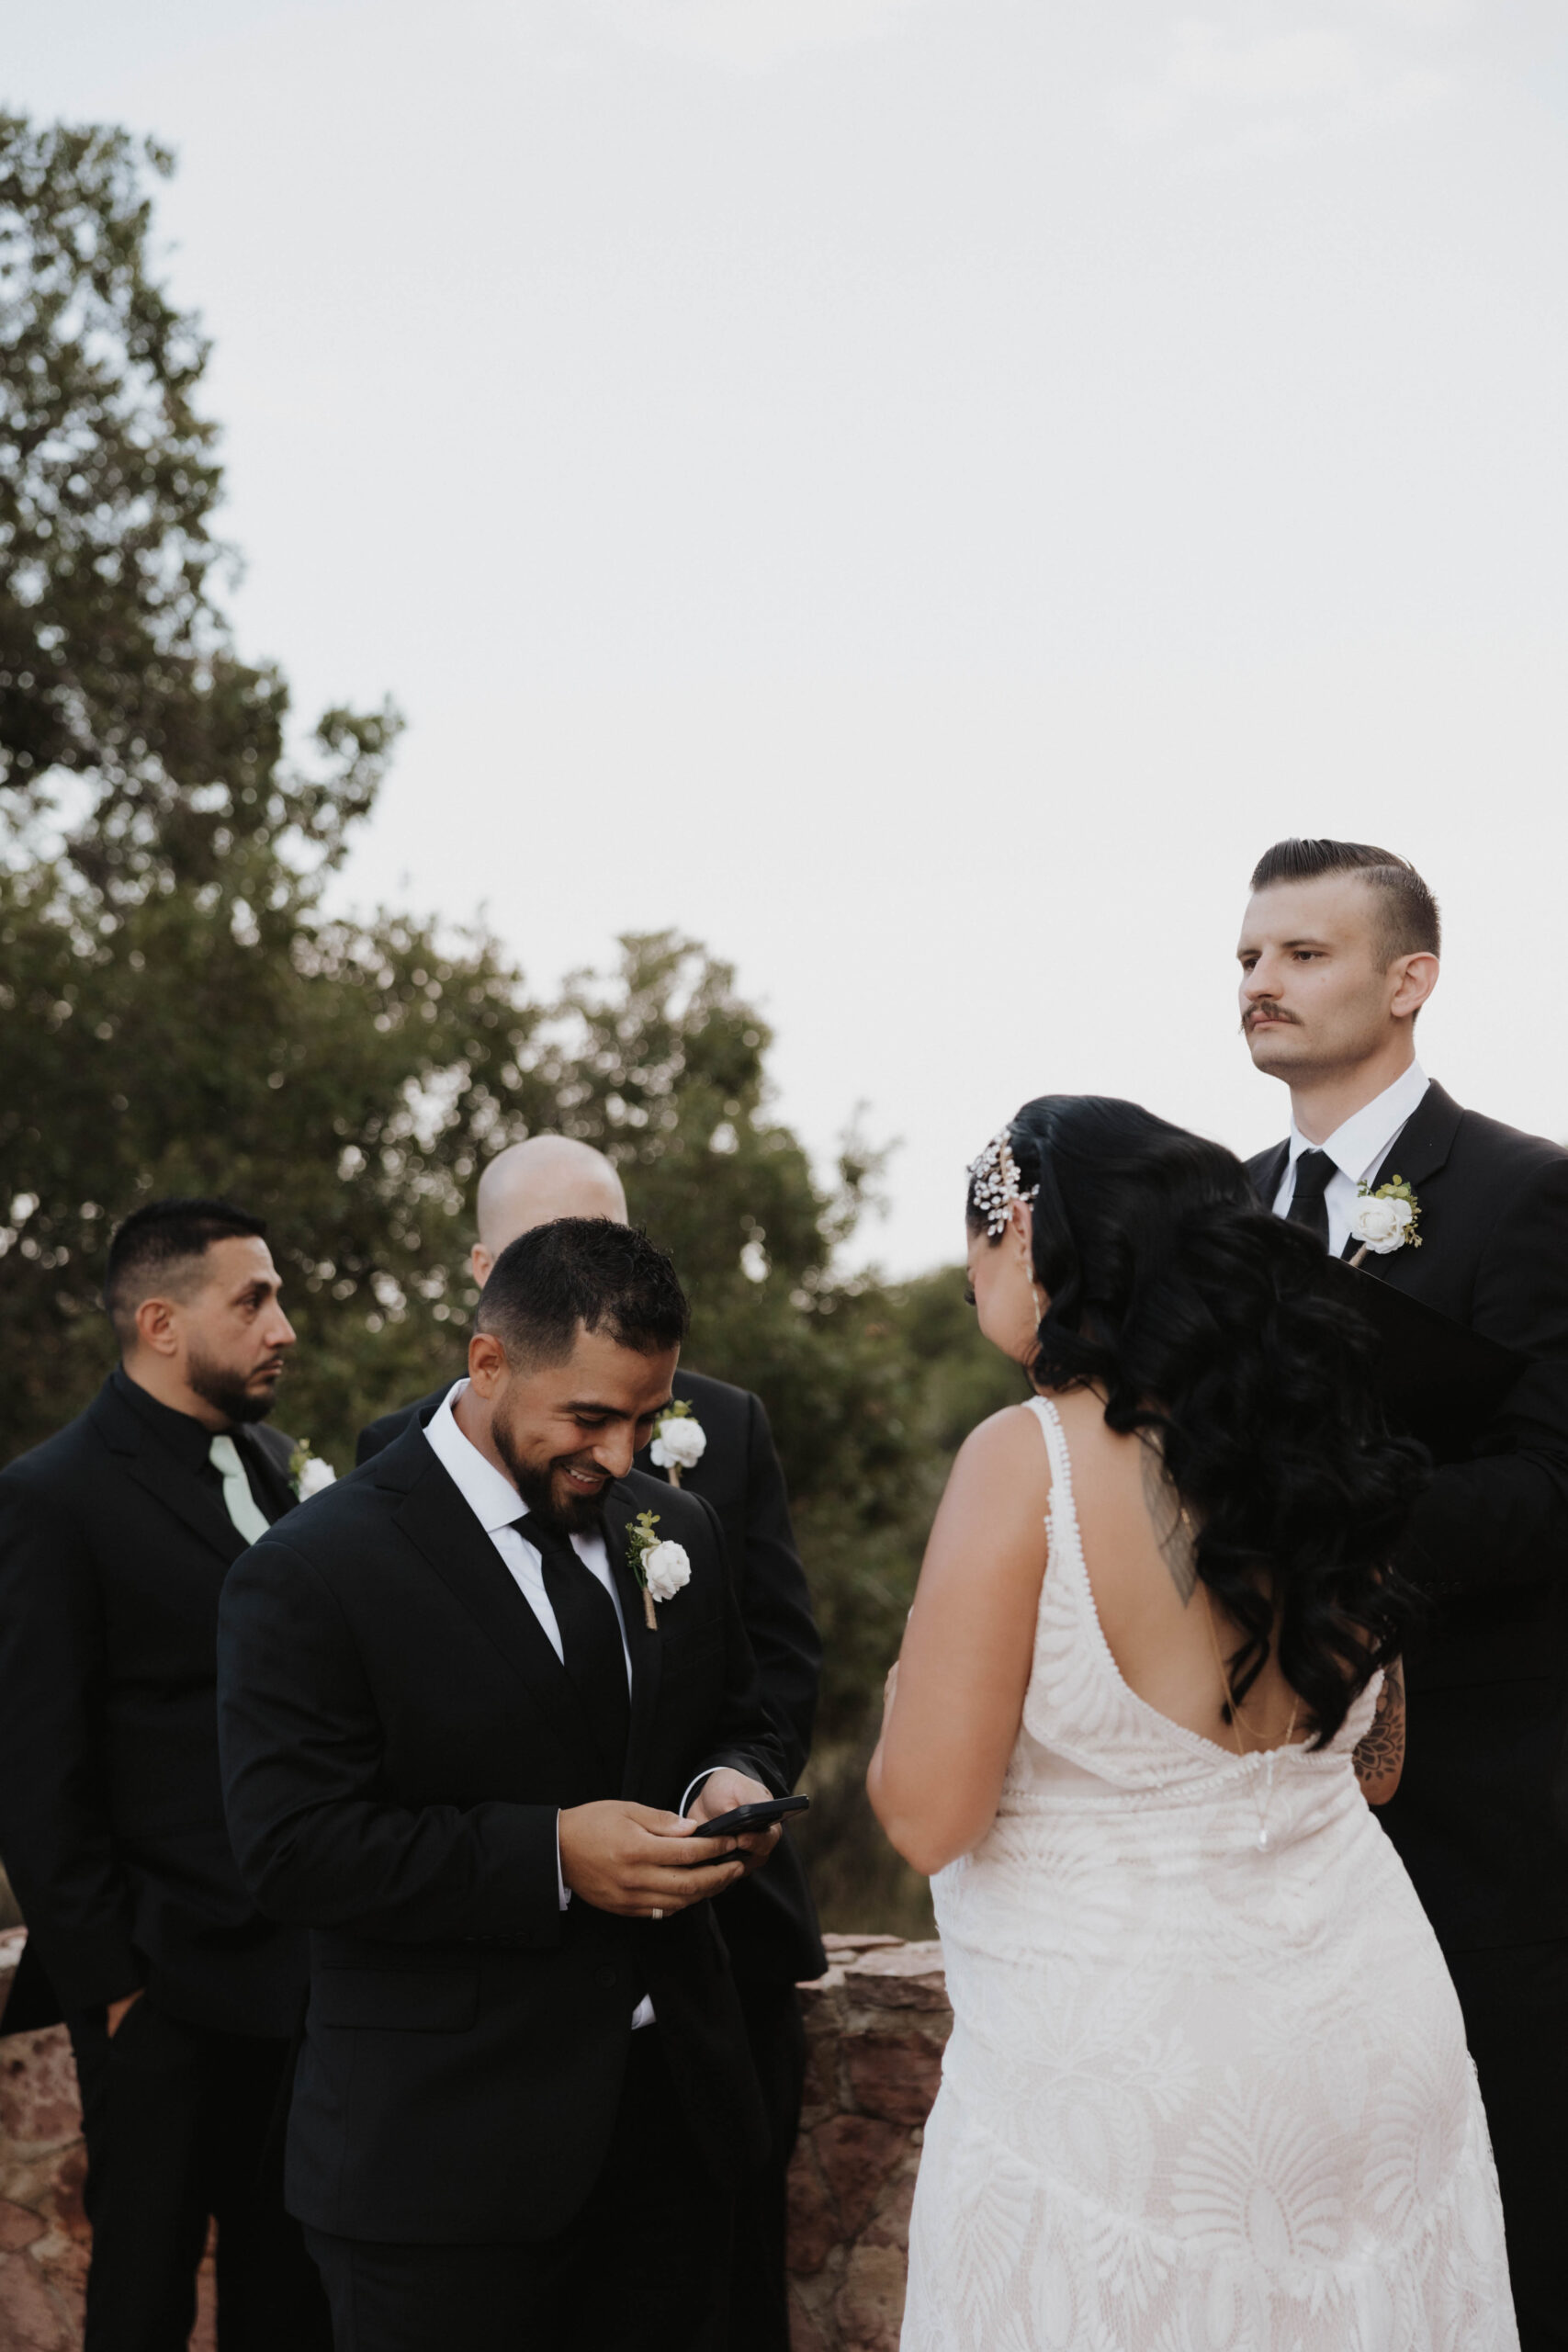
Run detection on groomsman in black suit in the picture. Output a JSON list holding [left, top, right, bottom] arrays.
[[0, 1198, 331, 2351], [356, 1136, 825, 2351], [218, 1218, 789, 2350], [1237, 838, 1568, 2352]]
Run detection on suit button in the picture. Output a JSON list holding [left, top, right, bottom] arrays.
[[595, 1965, 617, 1989]]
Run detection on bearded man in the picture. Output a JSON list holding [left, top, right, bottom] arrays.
[[0, 1197, 330, 2351], [217, 1218, 787, 2352], [1238, 838, 1568, 2352]]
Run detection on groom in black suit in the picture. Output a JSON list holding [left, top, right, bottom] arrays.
[[1238, 838, 1568, 2352], [355, 1136, 825, 2352], [218, 1217, 790, 2351], [0, 1196, 330, 2350]]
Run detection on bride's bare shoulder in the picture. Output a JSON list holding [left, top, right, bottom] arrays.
[[950, 1399, 1053, 1488]]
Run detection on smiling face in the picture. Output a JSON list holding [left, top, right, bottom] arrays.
[[466, 1321, 678, 1531], [1236, 874, 1438, 1087]]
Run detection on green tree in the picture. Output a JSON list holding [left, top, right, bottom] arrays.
[[0, 113, 1021, 1935]]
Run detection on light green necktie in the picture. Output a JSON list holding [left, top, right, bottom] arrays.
[[209, 1434, 270, 1544]]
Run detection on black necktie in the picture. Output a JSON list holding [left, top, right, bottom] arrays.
[[1286, 1148, 1336, 1250], [516, 1517, 631, 1778]]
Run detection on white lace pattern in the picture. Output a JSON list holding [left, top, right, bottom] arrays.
[[902, 1396, 1517, 2351]]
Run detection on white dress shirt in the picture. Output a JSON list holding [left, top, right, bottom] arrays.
[[1271, 1059, 1429, 1259], [423, 1382, 657, 2028]]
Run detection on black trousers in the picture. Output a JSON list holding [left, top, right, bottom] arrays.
[[305, 2028, 728, 2352], [1447, 1940, 1568, 2352], [722, 1980, 806, 2352], [68, 1994, 331, 2352]]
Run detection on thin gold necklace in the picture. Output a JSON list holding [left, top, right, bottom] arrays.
[[1202, 1586, 1300, 1855]]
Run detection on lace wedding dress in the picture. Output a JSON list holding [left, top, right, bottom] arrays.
[[902, 1397, 1517, 2352]]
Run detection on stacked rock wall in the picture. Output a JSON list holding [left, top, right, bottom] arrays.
[[1, 1928, 950, 2352], [786, 1933, 949, 2352]]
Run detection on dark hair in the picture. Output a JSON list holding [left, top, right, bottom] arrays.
[[967, 1097, 1425, 1745], [104, 1197, 268, 1344], [1250, 837, 1440, 963], [477, 1217, 689, 1367]]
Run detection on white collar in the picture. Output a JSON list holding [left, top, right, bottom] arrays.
[[423, 1379, 525, 1535], [1289, 1059, 1429, 1186]]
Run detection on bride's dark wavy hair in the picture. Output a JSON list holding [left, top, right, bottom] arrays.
[[968, 1095, 1425, 1746]]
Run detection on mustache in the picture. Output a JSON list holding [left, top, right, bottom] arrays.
[[1243, 1004, 1300, 1031]]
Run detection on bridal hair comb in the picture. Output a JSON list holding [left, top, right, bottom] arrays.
[[967, 1125, 1039, 1238]]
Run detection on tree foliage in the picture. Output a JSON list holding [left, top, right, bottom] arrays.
[[0, 112, 1023, 1932]]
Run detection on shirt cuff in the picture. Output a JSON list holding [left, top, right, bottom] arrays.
[[679, 1770, 717, 1818], [555, 1811, 570, 1911]]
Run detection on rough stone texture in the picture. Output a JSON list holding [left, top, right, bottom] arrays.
[[0, 1932, 216, 2351], [787, 1933, 950, 2352], [3, 1925, 950, 2352]]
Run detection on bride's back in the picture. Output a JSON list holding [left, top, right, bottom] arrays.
[[1047, 1384, 1306, 1752]]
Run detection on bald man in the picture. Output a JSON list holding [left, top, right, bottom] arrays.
[[356, 1138, 825, 2352]]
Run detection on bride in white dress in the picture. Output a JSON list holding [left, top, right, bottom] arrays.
[[870, 1096, 1516, 2351]]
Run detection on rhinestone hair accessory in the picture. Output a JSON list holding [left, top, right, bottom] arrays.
[[967, 1125, 1039, 1238]]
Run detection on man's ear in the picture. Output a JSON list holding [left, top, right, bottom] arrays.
[[132, 1295, 181, 1360], [469, 1242, 492, 1288], [1389, 952, 1439, 1021], [466, 1329, 509, 1396]]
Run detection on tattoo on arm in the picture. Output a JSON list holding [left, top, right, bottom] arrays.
[[1138, 1437, 1198, 1607], [1353, 1658, 1405, 1791]]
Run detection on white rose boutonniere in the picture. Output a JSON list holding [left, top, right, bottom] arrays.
[[288, 1441, 337, 1500], [1348, 1175, 1422, 1265], [626, 1508, 692, 1628], [649, 1399, 707, 1485]]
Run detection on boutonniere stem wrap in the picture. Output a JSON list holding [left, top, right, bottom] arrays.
[[626, 1509, 692, 1629], [1348, 1174, 1422, 1267], [649, 1399, 707, 1487], [288, 1440, 337, 1500]]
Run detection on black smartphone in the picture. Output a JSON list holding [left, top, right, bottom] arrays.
[[687, 1794, 809, 1856]]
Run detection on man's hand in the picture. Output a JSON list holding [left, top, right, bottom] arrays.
[[106, 1988, 143, 2038], [684, 1768, 783, 1879], [558, 1800, 748, 1919]]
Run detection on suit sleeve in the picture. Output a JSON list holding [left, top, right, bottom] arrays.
[[1398, 1156, 1568, 1598], [218, 1535, 564, 1946], [735, 1394, 820, 1786], [684, 1493, 791, 1801], [0, 1475, 143, 2009]]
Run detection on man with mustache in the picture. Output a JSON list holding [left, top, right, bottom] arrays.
[[357, 1136, 824, 2352], [1238, 838, 1568, 2351], [0, 1197, 330, 2350], [217, 1218, 788, 2350]]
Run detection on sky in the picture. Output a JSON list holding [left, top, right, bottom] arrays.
[[6, 0, 1567, 1270]]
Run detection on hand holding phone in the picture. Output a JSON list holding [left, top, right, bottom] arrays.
[[687, 1793, 809, 1861]]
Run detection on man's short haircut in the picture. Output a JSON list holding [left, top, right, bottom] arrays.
[[477, 1217, 689, 1368], [1249, 838, 1441, 964], [104, 1197, 269, 1346]]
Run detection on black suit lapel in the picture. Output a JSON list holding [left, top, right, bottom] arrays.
[[1247, 1138, 1291, 1208], [381, 1435, 602, 1776], [89, 1385, 247, 1564], [602, 1483, 663, 1799], [1351, 1082, 1464, 1283]]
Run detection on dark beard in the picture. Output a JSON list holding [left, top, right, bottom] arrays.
[[186, 1347, 278, 1427], [491, 1417, 602, 1534]]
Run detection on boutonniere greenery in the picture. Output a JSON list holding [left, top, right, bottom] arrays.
[[288, 1440, 337, 1500], [649, 1398, 707, 1485], [626, 1508, 692, 1629], [1348, 1174, 1422, 1266]]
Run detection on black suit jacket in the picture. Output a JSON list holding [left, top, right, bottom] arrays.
[[0, 1373, 308, 2034], [357, 1367, 827, 1986], [1247, 1081, 1568, 1950], [216, 1425, 789, 2244]]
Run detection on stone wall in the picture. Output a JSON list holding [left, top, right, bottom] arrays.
[[786, 1933, 949, 2352], [0, 1928, 950, 2352]]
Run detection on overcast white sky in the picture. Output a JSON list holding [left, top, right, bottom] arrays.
[[7, 1, 1567, 1270]]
